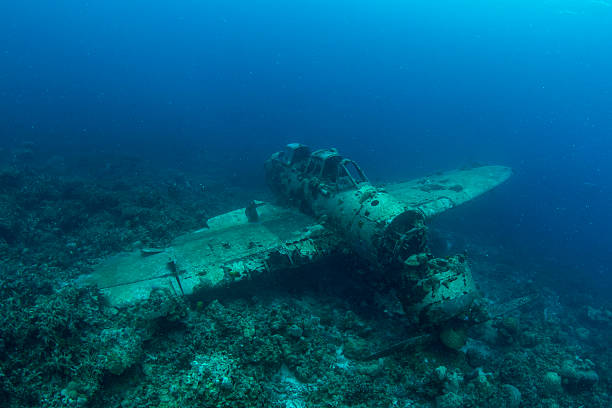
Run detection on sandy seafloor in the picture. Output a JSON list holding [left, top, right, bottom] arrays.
[[1, 144, 611, 408]]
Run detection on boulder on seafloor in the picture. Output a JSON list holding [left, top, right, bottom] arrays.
[[498, 384, 521, 408], [560, 358, 599, 391], [542, 371, 563, 396], [343, 335, 370, 360], [465, 341, 494, 368], [440, 327, 467, 350], [585, 306, 612, 327], [435, 391, 463, 408]]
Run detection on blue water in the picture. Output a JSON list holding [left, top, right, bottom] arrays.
[[1, 1, 611, 294]]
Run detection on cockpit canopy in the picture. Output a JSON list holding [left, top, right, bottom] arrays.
[[279, 145, 369, 190], [278, 143, 311, 166]]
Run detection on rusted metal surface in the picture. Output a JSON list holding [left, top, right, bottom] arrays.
[[265, 145, 426, 266], [82, 203, 340, 306], [264, 144, 509, 326], [85, 144, 511, 329], [383, 165, 512, 218]]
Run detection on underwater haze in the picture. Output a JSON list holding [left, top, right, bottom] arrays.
[[1, 1, 612, 407], [2, 1, 611, 292]]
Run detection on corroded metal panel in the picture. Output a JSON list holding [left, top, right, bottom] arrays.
[[263, 145, 512, 328], [383, 166, 512, 218], [83, 204, 340, 306], [85, 144, 512, 333]]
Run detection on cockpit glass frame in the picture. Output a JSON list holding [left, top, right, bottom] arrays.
[[337, 159, 369, 190], [282, 144, 310, 165], [321, 156, 343, 181]]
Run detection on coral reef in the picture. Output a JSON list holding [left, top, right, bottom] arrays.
[[0, 148, 611, 407]]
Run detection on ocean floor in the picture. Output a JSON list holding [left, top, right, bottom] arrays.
[[1, 145, 611, 407]]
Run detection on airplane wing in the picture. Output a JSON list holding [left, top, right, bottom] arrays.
[[80, 203, 341, 306], [383, 165, 512, 218], [82, 165, 511, 308]]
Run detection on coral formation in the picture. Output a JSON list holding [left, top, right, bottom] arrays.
[[0, 148, 611, 407]]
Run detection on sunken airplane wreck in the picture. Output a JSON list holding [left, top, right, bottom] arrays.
[[84, 143, 512, 332]]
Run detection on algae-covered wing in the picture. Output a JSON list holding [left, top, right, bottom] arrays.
[[383, 165, 512, 218], [81, 203, 340, 307]]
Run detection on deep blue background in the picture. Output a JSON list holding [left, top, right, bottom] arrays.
[[1, 1, 610, 294]]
